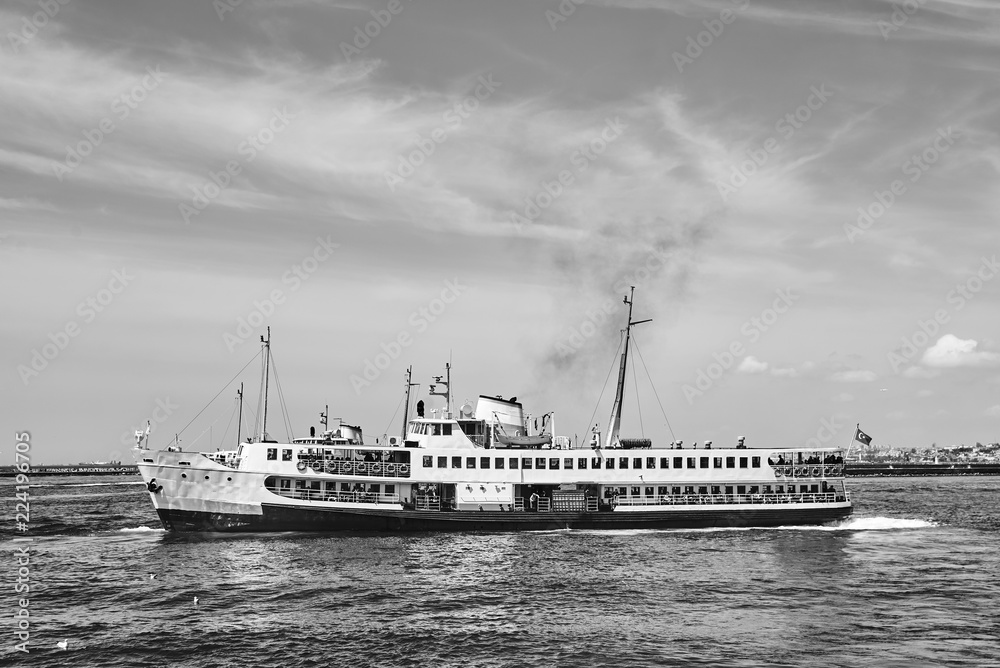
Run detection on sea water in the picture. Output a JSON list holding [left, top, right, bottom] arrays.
[[1, 476, 998, 667]]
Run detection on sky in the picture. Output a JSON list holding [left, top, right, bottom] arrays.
[[2, 0, 999, 464]]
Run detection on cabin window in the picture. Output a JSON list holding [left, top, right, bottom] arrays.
[[647, 457, 656, 469], [751, 456, 761, 468], [673, 457, 683, 469], [433, 424, 441, 436], [683, 485, 694, 494], [592, 457, 602, 469], [671, 486, 681, 494], [578, 458, 587, 470], [536, 458, 547, 470], [423, 456, 433, 468], [632, 458, 641, 469], [509, 458, 518, 469], [687, 457, 696, 469], [810, 484, 819, 493], [267, 448, 277, 460], [775, 485, 784, 493], [480, 457, 490, 469], [660, 457, 669, 468], [564, 458, 573, 470], [279, 479, 291, 490], [739, 457, 748, 469], [437, 456, 447, 468], [645, 486, 654, 497], [737, 485, 746, 494], [763, 485, 773, 493], [725, 486, 733, 494], [548, 458, 559, 470], [630, 486, 640, 496], [495, 458, 505, 469], [443, 424, 452, 436], [619, 457, 629, 469], [711, 485, 721, 494], [700, 457, 709, 468], [340, 483, 350, 491], [522, 458, 532, 469], [370, 484, 381, 493], [466, 457, 476, 469], [713, 457, 722, 468], [726, 457, 735, 468], [605, 458, 614, 469], [282, 449, 292, 461], [452, 456, 462, 468], [657, 486, 668, 496], [385, 484, 395, 495]]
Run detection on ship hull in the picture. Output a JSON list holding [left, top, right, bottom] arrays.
[[156, 503, 853, 533]]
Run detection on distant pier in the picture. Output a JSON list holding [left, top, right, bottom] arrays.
[[0, 465, 140, 477]]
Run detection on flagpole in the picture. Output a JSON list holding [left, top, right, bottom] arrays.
[[845, 423, 858, 461]]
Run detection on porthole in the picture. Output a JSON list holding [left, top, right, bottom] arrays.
[[227, 477, 232, 481], [181, 473, 187, 479], [205, 475, 210, 480]]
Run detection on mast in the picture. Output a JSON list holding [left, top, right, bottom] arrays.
[[260, 327, 271, 442], [604, 287, 651, 448], [429, 362, 452, 418], [236, 383, 243, 445], [401, 365, 417, 443]]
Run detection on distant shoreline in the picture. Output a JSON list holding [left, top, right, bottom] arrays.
[[2, 463, 999, 477]]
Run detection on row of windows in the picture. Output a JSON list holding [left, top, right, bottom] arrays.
[[610, 483, 825, 496], [267, 448, 293, 461], [421, 455, 764, 470]]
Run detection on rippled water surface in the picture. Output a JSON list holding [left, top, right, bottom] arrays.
[[2, 476, 998, 667]]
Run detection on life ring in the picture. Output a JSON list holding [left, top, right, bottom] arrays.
[[811, 467, 820, 477], [823, 466, 831, 477], [773, 468, 783, 478], [386, 463, 396, 475], [833, 465, 842, 476], [782, 466, 791, 476], [372, 463, 382, 475], [399, 464, 410, 475], [296, 460, 306, 472]]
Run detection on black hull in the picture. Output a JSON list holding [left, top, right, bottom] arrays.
[[156, 504, 853, 532]]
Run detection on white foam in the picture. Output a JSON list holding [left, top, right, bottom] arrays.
[[118, 526, 165, 533], [836, 516, 935, 530]]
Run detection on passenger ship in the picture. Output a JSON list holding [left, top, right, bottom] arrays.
[[134, 290, 853, 532]]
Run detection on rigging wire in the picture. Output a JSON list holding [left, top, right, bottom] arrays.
[[631, 347, 644, 437], [380, 392, 406, 443], [582, 331, 625, 445], [268, 351, 295, 442], [165, 348, 263, 448], [630, 336, 676, 443], [217, 397, 239, 449]]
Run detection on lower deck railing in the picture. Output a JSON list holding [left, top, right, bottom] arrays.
[[271, 488, 400, 504]]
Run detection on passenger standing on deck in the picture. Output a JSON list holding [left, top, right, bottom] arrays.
[[529, 491, 539, 511]]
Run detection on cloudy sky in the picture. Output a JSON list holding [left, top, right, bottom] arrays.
[[3, 0, 998, 464]]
